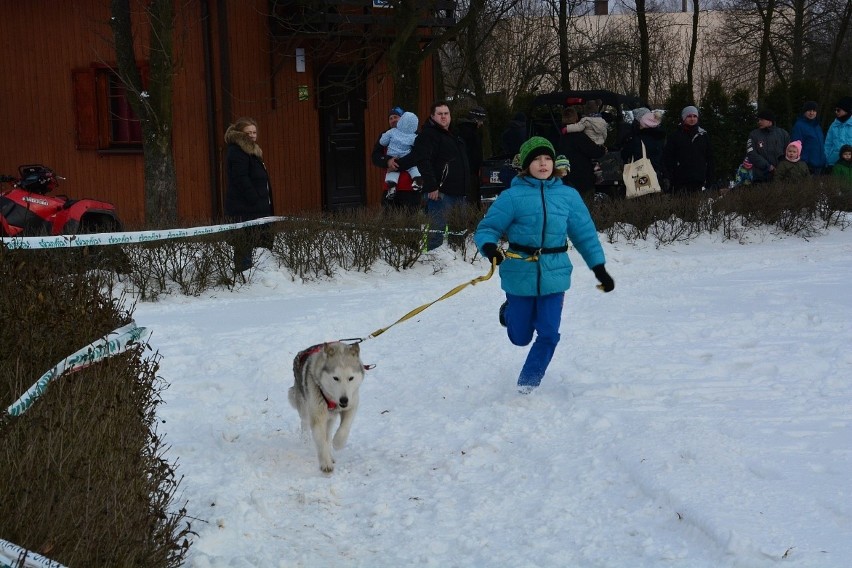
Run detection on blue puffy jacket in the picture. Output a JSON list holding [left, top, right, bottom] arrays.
[[474, 175, 605, 297], [790, 115, 826, 170], [825, 118, 852, 166]]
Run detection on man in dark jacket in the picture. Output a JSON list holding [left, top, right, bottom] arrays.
[[454, 106, 486, 204], [662, 105, 715, 193], [747, 109, 790, 183], [392, 101, 470, 250], [501, 112, 527, 157]]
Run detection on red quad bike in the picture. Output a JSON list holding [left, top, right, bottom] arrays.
[[1, 164, 124, 238], [1, 164, 129, 272]]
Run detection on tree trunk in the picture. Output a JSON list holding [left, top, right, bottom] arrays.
[[636, 0, 651, 103], [387, 0, 426, 111], [790, 0, 805, 80], [558, 0, 570, 90], [110, 0, 178, 227], [755, 0, 777, 105], [144, 136, 178, 226], [466, 0, 487, 104], [820, 0, 852, 112], [686, 0, 700, 99]]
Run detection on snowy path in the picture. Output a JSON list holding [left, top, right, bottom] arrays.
[[134, 230, 852, 567]]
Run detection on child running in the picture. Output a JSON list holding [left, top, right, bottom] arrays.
[[474, 136, 615, 394]]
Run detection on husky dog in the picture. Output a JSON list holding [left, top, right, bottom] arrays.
[[290, 342, 365, 473]]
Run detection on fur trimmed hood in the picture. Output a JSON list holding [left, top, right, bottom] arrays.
[[224, 125, 263, 158]]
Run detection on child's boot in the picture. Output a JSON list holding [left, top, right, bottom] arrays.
[[384, 181, 397, 201], [412, 176, 423, 191]]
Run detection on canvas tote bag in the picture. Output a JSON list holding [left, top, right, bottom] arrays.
[[622, 141, 662, 199]]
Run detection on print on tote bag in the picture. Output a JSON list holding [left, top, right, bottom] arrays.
[[622, 141, 662, 199]]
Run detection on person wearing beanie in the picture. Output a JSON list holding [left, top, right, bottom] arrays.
[[632, 107, 650, 123], [622, 109, 666, 187], [791, 101, 827, 174], [394, 101, 470, 249], [662, 105, 715, 193], [746, 108, 790, 183], [733, 157, 754, 188], [474, 135, 614, 394], [774, 140, 810, 182], [824, 96, 852, 167], [553, 154, 571, 178], [757, 109, 776, 123], [557, 107, 607, 197], [831, 144, 852, 191], [371, 105, 422, 211], [681, 105, 699, 120]]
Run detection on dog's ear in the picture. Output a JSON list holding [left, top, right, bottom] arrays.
[[324, 343, 337, 357], [348, 343, 360, 356]]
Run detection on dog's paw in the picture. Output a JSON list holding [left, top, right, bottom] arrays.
[[319, 460, 334, 473]]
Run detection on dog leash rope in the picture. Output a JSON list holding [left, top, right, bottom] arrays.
[[348, 259, 496, 343]]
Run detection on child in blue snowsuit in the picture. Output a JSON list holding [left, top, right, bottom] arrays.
[[379, 111, 422, 198], [474, 137, 615, 393]]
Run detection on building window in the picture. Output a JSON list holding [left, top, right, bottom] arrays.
[[72, 65, 147, 152], [107, 74, 143, 145]]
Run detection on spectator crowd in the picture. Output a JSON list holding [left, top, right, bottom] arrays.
[[367, 94, 852, 250]]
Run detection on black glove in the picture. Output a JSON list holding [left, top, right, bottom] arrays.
[[592, 264, 614, 292], [482, 243, 504, 266]]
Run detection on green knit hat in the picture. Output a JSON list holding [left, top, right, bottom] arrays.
[[519, 136, 556, 170]]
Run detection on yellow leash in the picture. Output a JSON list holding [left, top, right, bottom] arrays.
[[364, 258, 497, 340]]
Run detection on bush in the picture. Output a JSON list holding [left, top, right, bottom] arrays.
[[0, 249, 192, 567]]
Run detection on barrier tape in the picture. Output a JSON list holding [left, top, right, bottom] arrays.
[[0, 216, 470, 251], [3, 322, 151, 420], [0, 216, 285, 250], [0, 539, 67, 568]]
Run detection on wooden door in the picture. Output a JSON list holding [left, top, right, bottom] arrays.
[[319, 67, 366, 210]]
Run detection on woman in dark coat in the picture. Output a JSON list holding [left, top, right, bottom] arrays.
[[621, 109, 667, 186], [557, 108, 607, 198], [224, 117, 274, 272]]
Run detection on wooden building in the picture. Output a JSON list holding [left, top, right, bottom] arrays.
[[0, 1, 452, 226]]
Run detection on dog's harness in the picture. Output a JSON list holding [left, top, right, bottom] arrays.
[[295, 343, 339, 410], [505, 242, 569, 262]]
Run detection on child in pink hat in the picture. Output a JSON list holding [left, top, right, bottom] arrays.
[[774, 140, 810, 182]]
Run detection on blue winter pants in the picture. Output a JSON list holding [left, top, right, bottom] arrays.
[[504, 292, 564, 388], [425, 193, 466, 250]]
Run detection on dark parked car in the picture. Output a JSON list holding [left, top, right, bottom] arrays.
[[480, 89, 647, 204]]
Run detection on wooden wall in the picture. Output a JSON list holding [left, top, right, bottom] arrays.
[[0, 0, 437, 226]]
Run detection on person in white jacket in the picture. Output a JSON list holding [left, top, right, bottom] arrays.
[[561, 99, 608, 146], [379, 111, 422, 198]]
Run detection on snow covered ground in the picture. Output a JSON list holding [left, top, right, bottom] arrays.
[[133, 228, 852, 568]]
